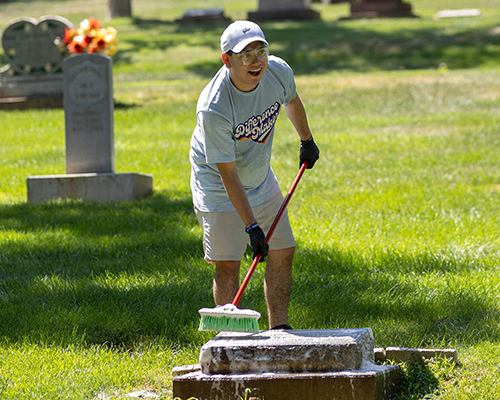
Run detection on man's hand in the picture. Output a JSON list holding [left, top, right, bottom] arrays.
[[246, 224, 269, 262], [300, 137, 319, 169]]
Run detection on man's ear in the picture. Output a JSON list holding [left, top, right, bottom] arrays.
[[221, 53, 231, 68]]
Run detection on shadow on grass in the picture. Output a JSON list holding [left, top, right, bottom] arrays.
[[287, 246, 500, 348], [114, 17, 500, 78], [394, 361, 440, 400], [0, 192, 214, 347], [0, 191, 497, 349]]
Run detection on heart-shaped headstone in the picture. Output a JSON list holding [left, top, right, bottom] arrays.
[[1, 15, 72, 76]]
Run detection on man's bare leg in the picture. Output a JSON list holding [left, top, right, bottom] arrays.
[[213, 260, 240, 305], [264, 246, 295, 328]]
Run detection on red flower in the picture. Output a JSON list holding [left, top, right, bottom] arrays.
[[64, 18, 118, 56], [67, 35, 92, 53]]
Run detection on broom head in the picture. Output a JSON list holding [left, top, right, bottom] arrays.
[[198, 304, 261, 333]]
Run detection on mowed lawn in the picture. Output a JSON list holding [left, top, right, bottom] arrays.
[[1, 0, 500, 399]]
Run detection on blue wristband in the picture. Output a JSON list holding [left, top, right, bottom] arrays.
[[245, 223, 259, 234]]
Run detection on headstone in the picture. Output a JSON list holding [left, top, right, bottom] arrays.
[[63, 53, 114, 174], [347, 0, 416, 19], [176, 8, 230, 23], [248, 0, 320, 22], [26, 53, 154, 203], [173, 328, 401, 400], [435, 9, 480, 19], [0, 15, 71, 109]]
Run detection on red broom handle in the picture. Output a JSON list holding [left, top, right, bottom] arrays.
[[232, 162, 308, 307]]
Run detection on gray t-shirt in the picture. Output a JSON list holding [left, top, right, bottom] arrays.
[[190, 56, 297, 212]]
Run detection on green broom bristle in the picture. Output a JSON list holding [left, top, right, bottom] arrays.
[[199, 314, 260, 333], [198, 304, 261, 333]]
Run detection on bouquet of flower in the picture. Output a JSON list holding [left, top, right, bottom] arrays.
[[64, 18, 118, 56]]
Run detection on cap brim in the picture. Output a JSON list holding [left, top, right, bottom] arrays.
[[231, 37, 269, 53]]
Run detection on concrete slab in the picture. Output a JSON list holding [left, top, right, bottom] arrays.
[[436, 9, 480, 19], [173, 364, 401, 400], [199, 328, 375, 375], [385, 347, 458, 364], [27, 172, 153, 203]]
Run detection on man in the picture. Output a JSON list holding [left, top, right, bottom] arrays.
[[189, 20, 319, 329]]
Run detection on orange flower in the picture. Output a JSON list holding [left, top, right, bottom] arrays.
[[80, 18, 101, 35], [88, 36, 106, 54], [67, 34, 92, 53], [64, 28, 78, 45], [65, 18, 118, 56]]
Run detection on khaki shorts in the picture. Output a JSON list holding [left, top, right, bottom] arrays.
[[195, 192, 296, 263]]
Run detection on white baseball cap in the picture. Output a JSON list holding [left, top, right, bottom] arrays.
[[220, 20, 268, 53]]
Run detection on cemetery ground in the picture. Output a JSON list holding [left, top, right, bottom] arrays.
[[1, 0, 500, 398]]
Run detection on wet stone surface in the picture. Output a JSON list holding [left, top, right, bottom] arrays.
[[199, 328, 375, 375]]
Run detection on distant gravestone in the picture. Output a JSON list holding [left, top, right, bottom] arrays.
[[248, 0, 320, 21], [347, 0, 416, 18], [63, 53, 115, 174], [0, 15, 71, 109], [176, 8, 230, 23], [27, 53, 154, 203]]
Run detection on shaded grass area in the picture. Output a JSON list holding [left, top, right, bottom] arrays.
[[0, 194, 213, 347], [108, 16, 500, 82]]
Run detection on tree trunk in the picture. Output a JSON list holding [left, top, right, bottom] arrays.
[[107, 0, 132, 19]]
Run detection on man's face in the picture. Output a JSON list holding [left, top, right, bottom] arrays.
[[222, 41, 268, 92]]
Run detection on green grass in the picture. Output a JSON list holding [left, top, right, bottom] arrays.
[[1, 0, 500, 399]]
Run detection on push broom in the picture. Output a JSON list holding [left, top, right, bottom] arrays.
[[198, 162, 308, 333]]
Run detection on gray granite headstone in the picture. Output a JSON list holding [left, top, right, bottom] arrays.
[[63, 53, 115, 174], [249, 0, 320, 21], [256, 0, 310, 11], [0, 15, 71, 107], [27, 43, 154, 203], [347, 0, 416, 18]]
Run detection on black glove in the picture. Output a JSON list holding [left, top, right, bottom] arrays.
[[246, 223, 269, 262], [300, 137, 319, 169]]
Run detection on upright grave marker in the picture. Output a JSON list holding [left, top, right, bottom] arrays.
[[248, 0, 320, 21], [64, 53, 114, 174], [347, 0, 416, 19], [0, 15, 71, 109], [27, 53, 153, 203]]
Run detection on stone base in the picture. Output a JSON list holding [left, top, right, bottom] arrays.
[[27, 172, 153, 203], [174, 329, 401, 399], [200, 329, 375, 375], [173, 364, 401, 400], [346, 1, 416, 19], [0, 95, 63, 110], [0, 73, 64, 110], [248, 8, 321, 22]]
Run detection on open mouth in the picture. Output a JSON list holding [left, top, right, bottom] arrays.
[[248, 68, 262, 77]]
